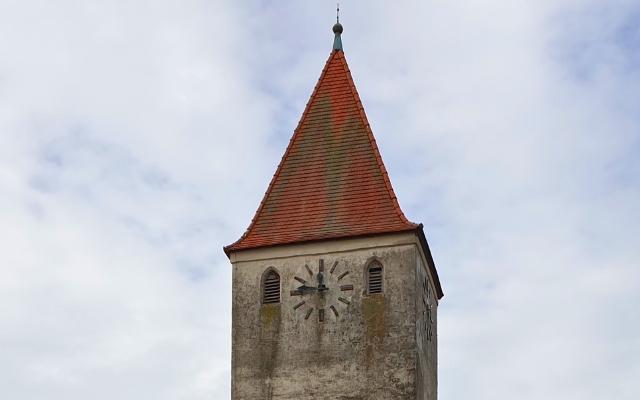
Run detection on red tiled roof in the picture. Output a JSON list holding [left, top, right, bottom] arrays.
[[224, 50, 419, 254]]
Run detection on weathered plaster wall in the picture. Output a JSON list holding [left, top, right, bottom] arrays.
[[231, 238, 421, 400], [415, 253, 438, 400]]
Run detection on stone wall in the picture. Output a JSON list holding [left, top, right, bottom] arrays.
[[231, 235, 425, 400], [415, 253, 438, 400]]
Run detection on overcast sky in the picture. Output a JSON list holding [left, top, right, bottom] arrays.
[[1, 1, 639, 399]]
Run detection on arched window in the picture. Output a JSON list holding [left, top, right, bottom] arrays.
[[262, 269, 281, 304], [366, 261, 383, 294]]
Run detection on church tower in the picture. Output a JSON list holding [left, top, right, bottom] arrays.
[[224, 20, 443, 400]]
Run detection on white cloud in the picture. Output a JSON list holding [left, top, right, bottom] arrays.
[[0, 0, 638, 399]]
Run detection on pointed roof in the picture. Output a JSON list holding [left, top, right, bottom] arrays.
[[224, 28, 443, 299], [225, 48, 420, 251]]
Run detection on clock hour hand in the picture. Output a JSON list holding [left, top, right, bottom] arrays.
[[295, 284, 317, 294]]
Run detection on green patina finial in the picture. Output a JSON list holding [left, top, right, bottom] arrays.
[[332, 3, 343, 51]]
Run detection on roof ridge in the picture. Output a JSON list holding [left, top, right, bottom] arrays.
[[223, 51, 342, 254], [333, 51, 417, 227]]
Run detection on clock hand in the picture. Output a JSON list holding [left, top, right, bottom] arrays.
[[295, 284, 318, 294], [316, 271, 328, 292]]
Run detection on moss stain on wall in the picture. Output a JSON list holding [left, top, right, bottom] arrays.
[[362, 295, 385, 367], [259, 304, 281, 399]]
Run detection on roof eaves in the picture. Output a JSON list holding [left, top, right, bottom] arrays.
[[415, 223, 444, 299], [226, 225, 419, 257]]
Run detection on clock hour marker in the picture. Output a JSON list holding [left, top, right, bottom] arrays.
[[318, 308, 325, 322], [305, 264, 313, 276], [294, 276, 307, 284], [293, 300, 306, 310], [340, 284, 353, 291], [338, 297, 350, 305], [329, 261, 338, 274], [330, 305, 338, 317], [305, 308, 314, 320], [318, 259, 324, 272], [337, 271, 349, 281]]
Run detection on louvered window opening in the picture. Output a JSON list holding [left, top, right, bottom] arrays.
[[368, 264, 383, 294], [263, 271, 281, 304]]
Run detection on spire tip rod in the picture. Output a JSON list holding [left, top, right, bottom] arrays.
[[332, 2, 343, 51]]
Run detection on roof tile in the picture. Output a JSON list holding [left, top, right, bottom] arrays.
[[224, 50, 418, 254]]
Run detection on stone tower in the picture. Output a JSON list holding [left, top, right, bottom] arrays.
[[224, 21, 443, 400]]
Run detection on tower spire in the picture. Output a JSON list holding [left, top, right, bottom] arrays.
[[332, 3, 343, 51]]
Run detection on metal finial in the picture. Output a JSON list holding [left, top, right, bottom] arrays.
[[332, 3, 343, 51]]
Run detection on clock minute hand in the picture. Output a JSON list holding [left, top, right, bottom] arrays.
[[316, 271, 328, 292]]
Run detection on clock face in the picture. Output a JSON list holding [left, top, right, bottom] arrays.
[[289, 258, 353, 322]]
